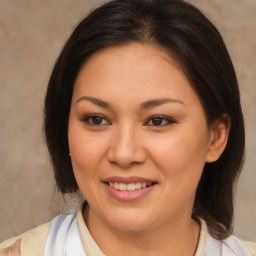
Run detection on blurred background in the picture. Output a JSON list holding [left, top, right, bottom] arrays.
[[0, 0, 255, 241]]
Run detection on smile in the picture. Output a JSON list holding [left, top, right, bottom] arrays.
[[102, 177, 157, 202], [107, 182, 153, 191]]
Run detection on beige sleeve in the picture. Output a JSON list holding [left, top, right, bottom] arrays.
[[241, 240, 256, 256], [0, 222, 50, 256]]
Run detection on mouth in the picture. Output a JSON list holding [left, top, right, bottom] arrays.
[[104, 181, 157, 191], [102, 176, 158, 201], [103, 176, 158, 191]]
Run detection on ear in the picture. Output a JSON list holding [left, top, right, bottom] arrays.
[[206, 115, 230, 163]]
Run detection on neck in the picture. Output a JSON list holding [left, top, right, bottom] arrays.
[[84, 206, 200, 256]]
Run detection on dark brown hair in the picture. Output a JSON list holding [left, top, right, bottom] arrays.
[[44, 0, 245, 240]]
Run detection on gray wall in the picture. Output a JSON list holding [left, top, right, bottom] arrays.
[[0, 0, 255, 241]]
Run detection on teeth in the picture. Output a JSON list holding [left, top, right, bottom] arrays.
[[114, 182, 119, 189], [135, 182, 141, 189], [127, 183, 135, 191], [119, 183, 127, 191], [108, 182, 153, 191]]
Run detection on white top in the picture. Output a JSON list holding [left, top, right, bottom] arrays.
[[44, 214, 85, 256], [44, 210, 253, 256]]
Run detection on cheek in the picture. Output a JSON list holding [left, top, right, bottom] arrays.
[[68, 131, 109, 201], [68, 129, 108, 177], [148, 127, 209, 182], [148, 131, 208, 212]]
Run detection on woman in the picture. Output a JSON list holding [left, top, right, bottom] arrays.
[[0, 0, 255, 255]]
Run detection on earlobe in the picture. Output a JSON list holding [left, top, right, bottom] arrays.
[[206, 115, 230, 163]]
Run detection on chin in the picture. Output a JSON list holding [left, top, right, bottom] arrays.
[[102, 208, 156, 232], [110, 218, 152, 232]]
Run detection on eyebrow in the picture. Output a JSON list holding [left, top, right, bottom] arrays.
[[140, 98, 185, 110], [75, 96, 185, 109], [75, 96, 113, 109]]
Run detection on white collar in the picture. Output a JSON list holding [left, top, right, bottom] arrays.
[[44, 209, 252, 256]]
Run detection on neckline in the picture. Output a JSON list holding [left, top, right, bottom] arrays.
[[76, 207, 208, 256]]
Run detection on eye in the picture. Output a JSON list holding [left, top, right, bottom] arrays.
[[82, 114, 111, 126], [145, 115, 175, 127]]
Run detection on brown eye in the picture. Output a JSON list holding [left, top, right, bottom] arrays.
[[146, 115, 175, 127], [83, 115, 110, 126], [151, 118, 163, 126], [91, 116, 103, 125]]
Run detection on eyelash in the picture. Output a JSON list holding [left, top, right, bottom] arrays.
[[82, 114, 176, 127], [82, 114, 111, 126], [145, 115, 176, 127]]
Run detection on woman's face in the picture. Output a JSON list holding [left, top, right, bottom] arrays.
[[68, 43, 215, 232]]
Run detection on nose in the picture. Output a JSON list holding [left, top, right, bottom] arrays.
[[107, 124, 147, 168]]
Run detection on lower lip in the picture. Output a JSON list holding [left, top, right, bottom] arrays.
[[103, 183, 156, 202]]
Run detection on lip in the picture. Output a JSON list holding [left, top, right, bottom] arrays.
[[103, 176, 157, 184], [102, 176, 158, 202]]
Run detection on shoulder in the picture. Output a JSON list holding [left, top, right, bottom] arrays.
[[208, 232, 256, 256], [210, 233, 256, 256], [240, 239, 256, 256], [199, 217, 256, 256], [0, 212, 78, 256], [222, 234, 256, 256], [0, 222, 50, 256]]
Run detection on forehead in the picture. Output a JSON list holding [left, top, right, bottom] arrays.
[[72, 43, 199, 108], [75, 43, 182, 84]]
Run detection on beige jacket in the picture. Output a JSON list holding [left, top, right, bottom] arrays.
[[1, 209, 256, 256]]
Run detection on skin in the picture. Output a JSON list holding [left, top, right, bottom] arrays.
[[68, 43, 229, 256], [2, 239, 20, 256]]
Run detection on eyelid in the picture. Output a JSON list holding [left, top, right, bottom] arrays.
[[144, 115, 176, 126], [82, 114, 111, 126]]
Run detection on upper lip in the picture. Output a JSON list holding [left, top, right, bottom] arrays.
[[103, 176, 157, 184]]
